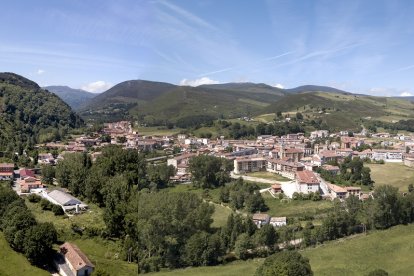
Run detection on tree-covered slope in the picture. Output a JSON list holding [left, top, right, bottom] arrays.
[[0, 73, 83, 151], [44, 85, 97, 110]]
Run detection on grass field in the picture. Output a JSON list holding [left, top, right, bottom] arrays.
[[69, 237, 137, 275], [367, 162, 414, 192], [25, 199, 106, 235], [245, 171, 290, 182], [263, 193, 334, 219], [148, 259, 264, 276], [303, 224, 414, 275], [0, 233, 49, 276]]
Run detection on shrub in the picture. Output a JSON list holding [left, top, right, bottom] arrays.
[[52, 204, 64, 216], [27, 194, 41, 203], [39, 198, 52, 210]]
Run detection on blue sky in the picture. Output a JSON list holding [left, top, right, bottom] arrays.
[[2, 0, 414, 96]]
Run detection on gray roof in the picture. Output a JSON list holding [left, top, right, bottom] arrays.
[[48, 190, 82, 206]]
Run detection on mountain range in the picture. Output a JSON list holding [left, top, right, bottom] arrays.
[[44, 86, 97, 110]]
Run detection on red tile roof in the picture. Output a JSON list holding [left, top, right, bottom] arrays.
[[296, 170, 320, 184]]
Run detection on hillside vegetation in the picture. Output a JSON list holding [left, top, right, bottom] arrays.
[[79, 79, 414, 131], [0, 73, 83, 152]]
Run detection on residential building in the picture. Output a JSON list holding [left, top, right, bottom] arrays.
[[372, 149, 403, 162], [20, 177, 43, 193], [56, 242, 94, 276], [296, 170, 320, 194], [327, 183, 347, 200], [252, 213, 270, 228], [233, 157, 266, 174], [269, 217, 287, 227], [0, 163, 14, 180]]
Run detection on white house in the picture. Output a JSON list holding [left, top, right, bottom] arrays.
[[296, 170, 320, 194], [269, 217, 287, 227]]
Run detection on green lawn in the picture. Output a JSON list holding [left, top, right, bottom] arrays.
[[69, 237, 137, 276], [25, 199, 106, 236], [0, 233, 49, 276], [367, 162, 414, 192], [211, 203, 233, 228], [303, 224, 414, 275], [148, 259, 263, 276], [263, 193, 334, 219], [245, 171, 290, 182]]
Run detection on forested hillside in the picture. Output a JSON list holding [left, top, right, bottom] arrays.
[[0, 73, 83, 153]]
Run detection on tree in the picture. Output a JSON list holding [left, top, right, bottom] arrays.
[[296, 112, 304, 120], [23, 222, 57, 265], [41, 165, 55, 185], [189, 155, 231, 188], [234, 233, 251, 260], [408, 184, 414, 193], [255, 251, 313, 276], [373, 185, 401, 229], [253, 224, 277, 250]]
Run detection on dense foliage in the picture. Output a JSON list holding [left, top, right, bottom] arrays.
[[317, 157, 373, 187], [0, 186, 57, 265], [255, 251, 313, 276], [220, 178, 268, 212], [189, 155, 233, 188], [0, 73, 83, 154]]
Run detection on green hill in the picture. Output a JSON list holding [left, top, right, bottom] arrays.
[[263, 92, 414, 130], [79, 79, 414, 130], [0, 73, 83, 151], [80, 81, 284, 123], [44, 85, 97, 110]]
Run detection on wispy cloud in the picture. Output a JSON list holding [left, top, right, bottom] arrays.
[[198, 67, 234, 77], [36, 69, 45, 75], [260, 51, 295, 62], [394, 64, 414, 73], [156, 0, 218, 32]]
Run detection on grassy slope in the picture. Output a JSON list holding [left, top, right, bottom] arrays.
[[262, 193, 333, 218], [367, 163, 414, 192], [25, 199, 136, 274], [302, 224, 414, 275], [0, 233, 49, 276], [148, 259, 264, 276], [245, 171, 290, 181]]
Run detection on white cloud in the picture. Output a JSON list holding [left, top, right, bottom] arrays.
[[37, 69, 45, 75], [400, 92, 412, 97], [179, 77, 219, 87], [81, 81, 113, 93], [272, 83, 284, 89]]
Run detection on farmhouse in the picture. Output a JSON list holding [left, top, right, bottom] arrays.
[[55, 242, 94, 276], [327, 183, 347, 200], [252, 213, 270, 228], [269, 217, 287, 227]]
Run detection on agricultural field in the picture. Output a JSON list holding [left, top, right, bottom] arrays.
[[148, 259, 264, 276], [0, 233, 49, 276], [262, 193, 334, 219], [367, 162, 414, 191], [245, 171, 290, 182], [303, 224, 414, 275]]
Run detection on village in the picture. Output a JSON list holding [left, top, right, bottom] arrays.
[[2, 120, 413, 239]]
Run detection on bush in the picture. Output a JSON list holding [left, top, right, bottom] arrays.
[[40, 198, 52, 210], [52, 204, 64, 216], [27, 194, 41, 203]]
